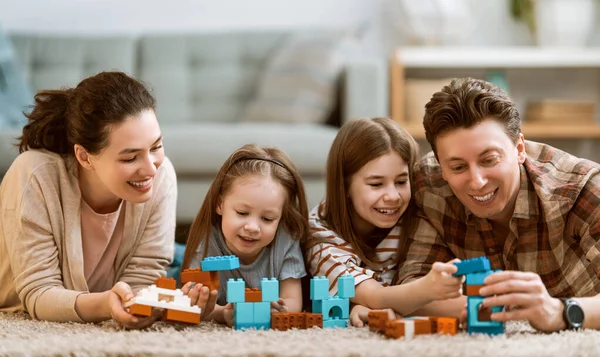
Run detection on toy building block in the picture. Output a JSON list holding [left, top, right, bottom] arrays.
[[467, 296, 504, 335], [128, 304, 152, 317], [384, 319, 431, 340], [226, 279, 246, 303], [465, 284, 485, 296], [201, 255, 240, 271], [465, 270, 495, 285], [453, 256, 491, 276], [305, 313, 323, 328], [312, 296, 350, 320], [271, 312, 292, 331], [124, 284, 201, 324], [323, 318, 348, 328], [310, 276, 330, 301], [234, 302, 254, 330], [367, 310, 389, 333], [155, 277, 177, 290], [252, 301, 271, 329], [245, 288, 262, 303], [337, 274, 355, 299], [435, 317, 459, 335], [163, 309, 201, 324], [180, 268, 220, 291], [260, 278, 279, 302]]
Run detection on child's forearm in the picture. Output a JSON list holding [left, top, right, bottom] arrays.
[[282, 297, 303, 313], [355, 278, 433, 316]]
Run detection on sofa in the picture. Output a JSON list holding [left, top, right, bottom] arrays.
[[0, 31, 388, 223]]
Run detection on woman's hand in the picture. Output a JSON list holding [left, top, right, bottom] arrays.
[[108, 282, 160, 329]]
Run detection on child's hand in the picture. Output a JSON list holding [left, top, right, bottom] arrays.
[[270, 298, 288, 313], [223, 303, 234, 327], [181, 282, 218, 319], [349, 304, 402, 328], [423, 260, 463, 302]]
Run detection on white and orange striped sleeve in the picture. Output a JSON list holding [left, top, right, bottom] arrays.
[[306, 206, 378, 295]]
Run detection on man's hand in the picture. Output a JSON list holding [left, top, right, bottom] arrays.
[[480, 271, 566, 332]]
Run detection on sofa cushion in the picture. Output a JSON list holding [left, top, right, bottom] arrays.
[[138, 33, 289, 124], [161, 123, 339, 176], [241, 32, 351, 125], [9, 35, 136, 91]]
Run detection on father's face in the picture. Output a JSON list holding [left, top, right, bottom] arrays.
[[435, 118, 526, 225]]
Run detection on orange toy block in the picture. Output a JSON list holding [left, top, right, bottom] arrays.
[[384, 319, 431, 339], [180, 268, 220, 291], [245, 288, 262, 302], [272, 312, 291, 331], [465, 284, 485, 296], [305, 313, 323, 328], [367, 311, 390, 332], [436, 317, 458, 335], [289, 312, 307, 329], [163, 309, 201, 324], [155, 277, 177, 290], [128, 304, 152, 317]]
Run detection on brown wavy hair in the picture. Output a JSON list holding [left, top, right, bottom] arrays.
[[182, 144, 309, 269], [18, 71, 155, 155], [423, 77, 521, 158]]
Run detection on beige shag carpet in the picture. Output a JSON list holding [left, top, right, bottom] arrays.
[[0, 312, 598, 357]]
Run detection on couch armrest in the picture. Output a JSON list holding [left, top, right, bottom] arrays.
[[341, 57, 388, 125]]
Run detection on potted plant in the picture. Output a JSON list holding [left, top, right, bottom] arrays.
[[510, 0, 596, 47]]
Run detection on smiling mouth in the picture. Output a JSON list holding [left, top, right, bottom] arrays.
[[471, 189, 496, 202], [375, 208, 400, 215], [239, 235, 258, 243], [128, 178, 152, 188]]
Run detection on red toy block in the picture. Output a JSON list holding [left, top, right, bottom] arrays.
[[245, 288, 262, 302], [305, 313, 323, 328], [180, 268, 220, 291], [155, 277, 177, 290], [465, 284, 485, 296], [163, 309, 201, 324], [367, 310, 389, 332], [272, 312, 291, 331], [128, 304, 152, 317]]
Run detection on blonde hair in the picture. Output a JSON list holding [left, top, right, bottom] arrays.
[[182, 144, 309, 269], [316, 117, 419, 267]]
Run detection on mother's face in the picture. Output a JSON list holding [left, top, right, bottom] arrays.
[[86, 109, 165, 204]]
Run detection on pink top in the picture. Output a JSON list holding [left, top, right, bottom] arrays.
[[80, 199, 125, 293]]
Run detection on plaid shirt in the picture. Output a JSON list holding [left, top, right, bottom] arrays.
[[397, 140, 600, 298], [306, 204, 402, 295]]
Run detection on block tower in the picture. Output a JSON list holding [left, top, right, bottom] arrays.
[[453, 256, 504, 335], [310, 274, 355, 328], [227, 277, 280, 330]]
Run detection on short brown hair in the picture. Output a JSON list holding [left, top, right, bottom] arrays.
[[423, 78, 521, 156], [318, 117, 419, 267], [18, 71, 155, 155], [182, 144, 309, 269]]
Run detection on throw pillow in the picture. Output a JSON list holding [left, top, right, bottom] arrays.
[[242, 31, 356, 124]]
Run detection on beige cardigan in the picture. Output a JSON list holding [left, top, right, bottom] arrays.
[[0, 150, 177, 322]]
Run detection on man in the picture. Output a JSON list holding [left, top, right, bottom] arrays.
[[397, 77, 600, 332]]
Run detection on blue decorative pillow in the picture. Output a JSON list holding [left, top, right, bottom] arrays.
[[0, 30, 33, 128]]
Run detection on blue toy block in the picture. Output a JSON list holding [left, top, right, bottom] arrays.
[[310, 276, 330, 301], [337, 274, 355, 299], [323, 318, 348, 328], [226, 278, 246, 303], [465, 270, 495, 286], [201, 255, 240, 271], [312, 297, 350, 320], [234, 302, 254, 330], [467, 296, 504, 335], [453, 256, 491, 276], [260, 278, 279, 302], [253, 301, 271, 328]]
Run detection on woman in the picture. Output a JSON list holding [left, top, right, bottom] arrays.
[[0, 71, 177, 329]]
